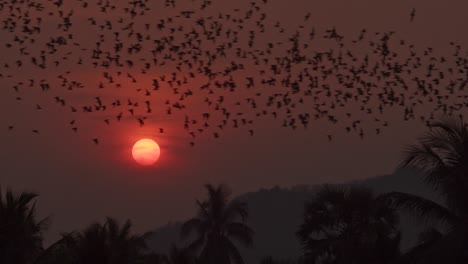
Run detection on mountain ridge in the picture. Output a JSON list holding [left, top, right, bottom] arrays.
[[145, 169, 438, 263]]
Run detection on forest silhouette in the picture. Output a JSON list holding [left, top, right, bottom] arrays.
[[1, 118, 467, 264]]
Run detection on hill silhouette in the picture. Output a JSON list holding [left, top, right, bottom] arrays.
[[146, 169, 439, 263]]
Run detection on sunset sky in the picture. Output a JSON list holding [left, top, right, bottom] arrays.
[[0, 0, 466, 244]]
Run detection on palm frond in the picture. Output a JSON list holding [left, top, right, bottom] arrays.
[[384, 191, 456, 227], [223, 236, 244, 264], [186, 236, 205, 253], [417, 227, 443, 244], [225, 222, 254, 247], [402, 227, 468, 264], [223, 199, 248, 222]]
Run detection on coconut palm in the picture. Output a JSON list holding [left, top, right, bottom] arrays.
[[180, 184, 254, 264], [73, 217, 147, 264], [385, 118, 468, 263], [0, 187, 49, 264], [297, 185, 400, 264]]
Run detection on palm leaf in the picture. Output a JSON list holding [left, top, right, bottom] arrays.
[[384, 191, 456, 227], [225, 222, 254, 247], [223, 236, 244, 264]]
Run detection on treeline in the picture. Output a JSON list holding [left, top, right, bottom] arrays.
[[1, 119, 467, 264]]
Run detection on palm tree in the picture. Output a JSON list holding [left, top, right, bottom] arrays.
[[297, 185, 400, 264], [35, 227, 163, 264], [385, 118, 468, 263], [73, 217, 147, 264], [180, 184, 254, 264], [0, 187, 49, 264], [33, 232, 78, 264]]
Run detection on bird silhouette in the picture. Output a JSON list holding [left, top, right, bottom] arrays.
[[410, 8, 416, 22]]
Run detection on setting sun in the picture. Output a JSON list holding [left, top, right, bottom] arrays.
[[132, 139, 160, 166]]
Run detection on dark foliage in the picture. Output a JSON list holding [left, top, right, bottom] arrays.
[[386, 118, 468, 263], [297, 185, 401, 264], [181, 184, 254, 264], [0, 187, 49, 264]]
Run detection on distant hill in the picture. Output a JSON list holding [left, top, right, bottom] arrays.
[[145, 169, 440, 263]]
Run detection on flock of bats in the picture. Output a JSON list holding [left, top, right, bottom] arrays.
[[0, 0, 466, 147]]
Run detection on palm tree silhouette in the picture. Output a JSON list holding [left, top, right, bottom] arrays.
[[385, 118, 468, 263], [73, 217, 147, 264], [180, 184, 254, 264], [297, 185, 400, 264], [0, 187, 49, 264], [33, 232, 77, 264]]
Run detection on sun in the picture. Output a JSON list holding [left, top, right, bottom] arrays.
[[132, 139, 160, 166]]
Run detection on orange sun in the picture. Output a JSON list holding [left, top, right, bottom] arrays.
[[132, 139, 161, 166]]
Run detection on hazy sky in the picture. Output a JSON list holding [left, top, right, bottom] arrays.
[[0, 0, 466, 243]]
